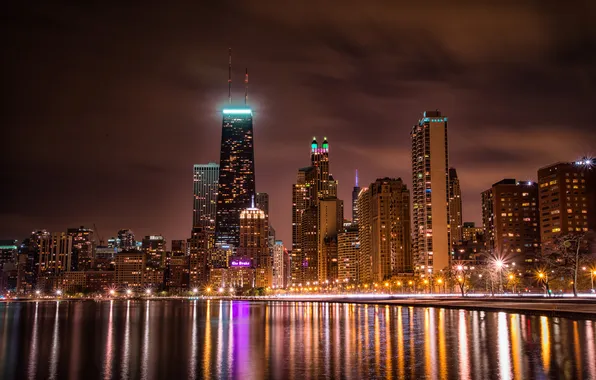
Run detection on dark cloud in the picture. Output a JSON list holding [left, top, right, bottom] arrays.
[[2, 1, 596, 246]]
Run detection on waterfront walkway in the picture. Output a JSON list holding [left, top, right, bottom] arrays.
[[275, 295, 596, 318]]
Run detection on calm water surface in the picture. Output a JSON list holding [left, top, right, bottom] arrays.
[[0, 300, 594, 379]]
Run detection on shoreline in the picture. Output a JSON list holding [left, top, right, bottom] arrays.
[[3, 295, 596, 319]]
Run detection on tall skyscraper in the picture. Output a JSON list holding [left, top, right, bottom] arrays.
[[117, 229, 136, 251], [292, 137, 343, 284], [272, 240, 285, 288], [67, 226, 95, 271], [188, 227, 211, 287], [238, 200, 270, 287], [142, 235, 167, 268], [352, 170, 360, 224], [215, 108, 256, 247], [357, 188, 372, 283], [338, 224, 359, 283], [538, 161, 592, 250], [448, 168, 463, 244], [38, 232, 73, 276], [411, 110, 451, 275], [193, 163, 219, 229], [481, 179, 540, 264], [357, 178, 411, 282]]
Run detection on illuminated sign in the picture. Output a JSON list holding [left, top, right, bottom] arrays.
[[230, 260, 251, 267], [223, 109, 252, 115]]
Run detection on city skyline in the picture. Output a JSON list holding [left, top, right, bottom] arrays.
[[3, 3, 596, 247]]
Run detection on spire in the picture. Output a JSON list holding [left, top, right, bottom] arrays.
[[311, 137, 318, 152], [244, 68, 248, 105], [228, 48, 232, 104], [322, 137, 329, 151], [251, 194, 255, 208], [355, 169, 359, 187]]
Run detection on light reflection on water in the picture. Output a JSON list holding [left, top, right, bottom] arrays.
[[0, 300, 594, 379]]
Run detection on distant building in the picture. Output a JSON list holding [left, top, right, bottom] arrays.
[[352, 170, 360, 224], [255, 192, 269, 216], [482, 179, 540, 265], [448, 168, 463, 244], [272, 240, 285, 288], [238, 200, 271, 287], [38, 232, 73, 276], [538, 161, 592, 251], [411, 110, 451, 275], [115, 252, 145, 289], [338, 225, 359, 283], [193, 163, 219, 229], [171, 240, 187, 255], [67, 226, 95, 271], [188, 227, 211, 287], [357, 178, 411, 282], [117, 229, 136, 251], [0, 240, 18, 269], [142, 235, 166, 268], [462, 222, 484, 243]]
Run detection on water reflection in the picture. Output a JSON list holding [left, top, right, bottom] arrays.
[[0, 300, 594, 379]]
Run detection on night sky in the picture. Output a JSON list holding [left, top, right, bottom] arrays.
[[3, 2, 596, 246]]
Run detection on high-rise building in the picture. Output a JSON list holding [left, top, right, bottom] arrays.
[[117, 229, 136, 251], [215, 108, 256, 247], [142, 235, 166, 268], [291, 137, 342, 284], [171, 240, 187, 255], [481, 179, 540, 264], [411, 110, 451, 274], [255, 192, 269, 216], [338, 224, 359, 283], [38, 232, 73, 276], [357, 178, 411, 282], [115, 251, 145, 289], [238, 201, 270, 287], [352, 170, 360, 224], [357, 188, 372, 284], [462, 222, 484, 243], [538, 160, 594, 250], [193, 163, 219, 229], [448, 168, 463, 244], [188, 227, 211, 287], [272, 240, 285, 288], [291, 168, 309, 285], [67, 226, 95, 271]]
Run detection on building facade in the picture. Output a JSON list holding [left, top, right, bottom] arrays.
[[481, 179, 540, 265], [338, 224, 359, 283], [193, 163, 219, 229], [238, 202, 271, 287], [411, 110, 451, 275], [448, 168, 463, 245], [215, 108, 256, 247]]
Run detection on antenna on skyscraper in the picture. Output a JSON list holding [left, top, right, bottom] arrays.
[[244, 68, 248, 105], [228, 48, 232, 104], [355, 169, 359, 187]]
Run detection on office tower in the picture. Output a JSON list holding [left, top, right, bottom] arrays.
[[481, 179, 540, 264], [215, 108, 256, 247], [411, 110, 451, 274], [352, 170, 360, 224], [291, 169, 309, 285], [255, 192, 269, 216], [357, 188, 372, 283], [238, 201, 270, 287], [188, 227, 211, 287], [0, 240, 17, 269], [338, 224, 359, 283], [357, 178, 411, 282], [142, 235, 167, 268], [115, 252, 145, 289], [462, 222, 484, 243], [272, 240, 285, 288], [448, 168, 463, 244], [17, 230, 50, 292], [117, 229, 136, 251], [38, 232, 73, 276], [538, 162, 591, 241], [292, 137, 342, 284], [193, 163, 219, 229], [67, 226, 95, 271]]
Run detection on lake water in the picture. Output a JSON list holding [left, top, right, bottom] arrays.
[[0, 300, 594, 379]]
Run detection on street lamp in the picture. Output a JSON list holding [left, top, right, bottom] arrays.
[[109, 289, 116, 296], [495, 260, 504, 294], [126, 289, 132, 296], [193, 288, 199, 294], [35, 290, 41, 296], [56, 289, 62, 296], [145, 288, 152, 295]]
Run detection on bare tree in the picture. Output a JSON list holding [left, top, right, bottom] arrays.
[[540, 232, 594, 297]]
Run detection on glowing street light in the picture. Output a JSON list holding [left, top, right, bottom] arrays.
[[35, 290, 41, 296], [193, 288, 199, 294], [109, 289, 116, 296], [126, 289, 132, 296], [145, 289, 152, 295], [56, 290, 62, 296]]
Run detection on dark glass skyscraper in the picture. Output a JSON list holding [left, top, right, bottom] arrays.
[[215, 108, 256, 247]]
